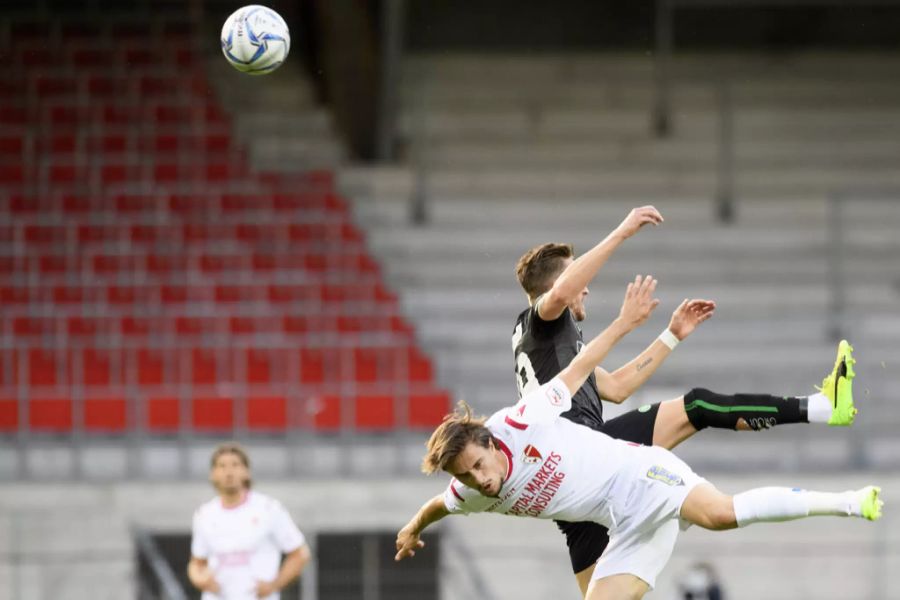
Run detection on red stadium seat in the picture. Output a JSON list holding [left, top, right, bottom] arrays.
[[79, 348, 117, 386], [353, 347, 390, 383], [175, 317, 221, 337], [355, 395, 394, 429], [30, 396, 72, 431], [13, 317, 57, 338], [135, 349, 166, 386], [247, 395, 287, 430], [39, 255, 71, 275], [190, 348, 219, 385], [299, 348, 343, 384], [0, 397, 17, 431], [146, 396, 180, 432], [1, 286, 30, 304], [244, 348, 275, 384], [84, 396, 127, 431], [28, 348, 60, 386], [313, 395, 341, 430], [145, 254, 188, 275], [407, 348, 434, 382], [409, 391, 451, 428], [67, 317, 111, 339], [192, 396, 233, 430]]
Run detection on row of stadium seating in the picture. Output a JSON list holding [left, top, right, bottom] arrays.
[[1, 15, 451, 434], [0, 346, 434, 387], [4, 314, 413, 337], [0, 388, 450, 432]]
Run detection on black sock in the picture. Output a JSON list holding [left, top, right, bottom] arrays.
[[684, 388, 808, 431]]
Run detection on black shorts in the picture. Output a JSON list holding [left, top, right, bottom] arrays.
[[555, 402, 660, 574]]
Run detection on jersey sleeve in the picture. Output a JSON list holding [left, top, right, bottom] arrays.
[[509, 376, 572, 425], [190, 509, 210, 559], [528, 296, 568, 339], [270, 500, 307, 553], [443, 479, 486, 515]]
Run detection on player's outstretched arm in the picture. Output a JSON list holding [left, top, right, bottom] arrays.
[[537, 206, 663, 320], [558, 275, 660, 395], [596, 299, 716, 403], [395, 494, 450, 561]]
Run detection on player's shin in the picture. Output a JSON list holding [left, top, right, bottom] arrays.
[[683, 388, 807, 431], [733, 486, 883, 527]]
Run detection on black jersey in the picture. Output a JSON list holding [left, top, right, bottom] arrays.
[[512, 304, 605, 430]]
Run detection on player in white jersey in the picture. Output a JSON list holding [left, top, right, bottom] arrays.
[[396, 282, 883, 600], [188, 443, 311, 600]]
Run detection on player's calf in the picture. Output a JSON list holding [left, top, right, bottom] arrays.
[[683, 340, 857, 432], [683, 387, 806, 431]]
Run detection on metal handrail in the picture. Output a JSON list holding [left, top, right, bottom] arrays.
[[132, 527, 189, 600]]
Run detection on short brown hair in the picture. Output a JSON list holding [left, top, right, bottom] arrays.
[[515, 243, 574, 300], [422, 401, 493, 474], [210, 442, 252, 489]]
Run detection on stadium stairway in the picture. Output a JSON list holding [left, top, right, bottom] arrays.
[[342, 52, 900, 474]]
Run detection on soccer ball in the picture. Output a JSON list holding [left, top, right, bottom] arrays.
[[220, 5, 290, 75]]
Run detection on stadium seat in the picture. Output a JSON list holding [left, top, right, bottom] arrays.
[[84, 396, 127, 431], [28, 348, 60, 386], [0, 397, 17, 431], [247, 395, 287, 430], [312, 395, 341, 430], [146, 396, 180, 432], [189, 348, 220, 385], [79, 348, 117, 387], [29, 396, 72, 431], [244, 348, 276, 385], [408, 391, 451, 428], [135, 349, 166, 386], [355, 395, 394, 430], [192, 396, 233, 431]]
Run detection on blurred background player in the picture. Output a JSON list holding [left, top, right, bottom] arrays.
[[513, 208, 857, 595], [189, 443, 311, 600], [676, 562, 725, 600]]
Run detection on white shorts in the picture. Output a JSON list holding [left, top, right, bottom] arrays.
[[591, 445, 707, 589]]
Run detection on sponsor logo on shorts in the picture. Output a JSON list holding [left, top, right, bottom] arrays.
[[522, 444, 543, 464], [646, 465, 684, 487], [546, 386, 565, 406], [638, 404, 652, 413]]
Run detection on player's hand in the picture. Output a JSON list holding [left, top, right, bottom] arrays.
[[668, 299, 716, 341], [196, 567, 221, 594], [395, 524, 425, 561], [255, 579, 279, 598], [615, 206, 663, 239], [619, 275, 660, 330]]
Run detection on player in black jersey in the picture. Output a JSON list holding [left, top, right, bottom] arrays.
[[513, 206, 857, 596]]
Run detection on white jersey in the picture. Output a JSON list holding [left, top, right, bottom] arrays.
[[443, 377, 689, 530], [191, 491, 306, 600]]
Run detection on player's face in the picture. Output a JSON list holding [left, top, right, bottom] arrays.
[[210, 452, 249, 495], [446, 441, 507, 498]]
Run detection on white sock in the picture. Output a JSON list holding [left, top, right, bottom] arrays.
[[807, 392, 832, 424], [733, 487, 858, 527]]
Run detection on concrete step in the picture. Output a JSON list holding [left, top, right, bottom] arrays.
[[417, 139, 900, 170]]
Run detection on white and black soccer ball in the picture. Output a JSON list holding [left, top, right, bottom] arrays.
[[220, 5, 290, 75]]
